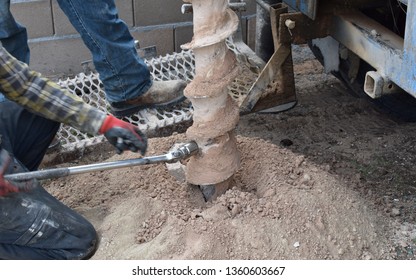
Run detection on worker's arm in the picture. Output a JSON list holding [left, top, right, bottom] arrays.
[[0, 47, 147, 155], [0, 47, 105, 135]]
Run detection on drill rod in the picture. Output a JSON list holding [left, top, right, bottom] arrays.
[[5, 141, 198, 182]]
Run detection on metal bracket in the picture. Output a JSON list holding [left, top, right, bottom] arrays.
[[240, 2, 297, 114], [278, 12, 331, 44]]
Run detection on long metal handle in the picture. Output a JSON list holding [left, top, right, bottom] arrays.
[[5, 141, 198, 182]]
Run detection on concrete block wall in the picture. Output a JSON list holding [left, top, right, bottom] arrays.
[[10, 0, 257, 77]]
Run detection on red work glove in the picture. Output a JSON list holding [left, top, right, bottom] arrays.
[[0, 178, 18, 197], [99, 115, 147, 155], [0, 150, 19, 197]]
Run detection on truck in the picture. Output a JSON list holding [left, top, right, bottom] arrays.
[[247, 0, 415, 120]]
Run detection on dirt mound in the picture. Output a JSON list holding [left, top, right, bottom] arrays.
[[46, 135, 391, 259]]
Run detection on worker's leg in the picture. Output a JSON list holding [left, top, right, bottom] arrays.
[[0, 100, 59, 171], [55, 0, 151, 104], [0, 0, 30, 102], [55, 0, 186, 118], [0, 101, 97, 259], [0, 161, 97, 260], [0, 0, 30, 64]]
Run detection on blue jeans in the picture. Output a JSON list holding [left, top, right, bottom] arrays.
[[0, 101, 97, 259], [0, 0, 30, 64], [56, 0, 152, 103], [0, 0, 152, 103], [0, 0, 30, 103]]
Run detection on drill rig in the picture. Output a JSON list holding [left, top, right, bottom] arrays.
[[56, 0, 414, 150], [51, 0, 413, 200]]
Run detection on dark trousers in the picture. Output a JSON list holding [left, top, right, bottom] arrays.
[[0, 100, 97, 259]]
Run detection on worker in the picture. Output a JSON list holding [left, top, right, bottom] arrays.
[[0, 47, 147, 259], [0, 0, 187, 117]]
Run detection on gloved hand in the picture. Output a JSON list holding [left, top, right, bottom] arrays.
[[99, 115, 147, 155], [0, 150, 18, 197]]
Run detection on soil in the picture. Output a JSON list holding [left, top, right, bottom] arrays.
[[42, 45, 416, 260]]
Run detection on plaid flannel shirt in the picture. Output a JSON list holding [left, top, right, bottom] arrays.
[[0, 47, 106, 135]]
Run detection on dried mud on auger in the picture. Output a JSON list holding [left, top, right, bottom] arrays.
[[181, 0, 241, 201]]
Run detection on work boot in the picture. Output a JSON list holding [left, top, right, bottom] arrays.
[[109, 80, 187, 117]]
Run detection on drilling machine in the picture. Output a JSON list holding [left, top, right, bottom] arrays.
[[55, 0, 414, 151], [29, 0, 413, 201]]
